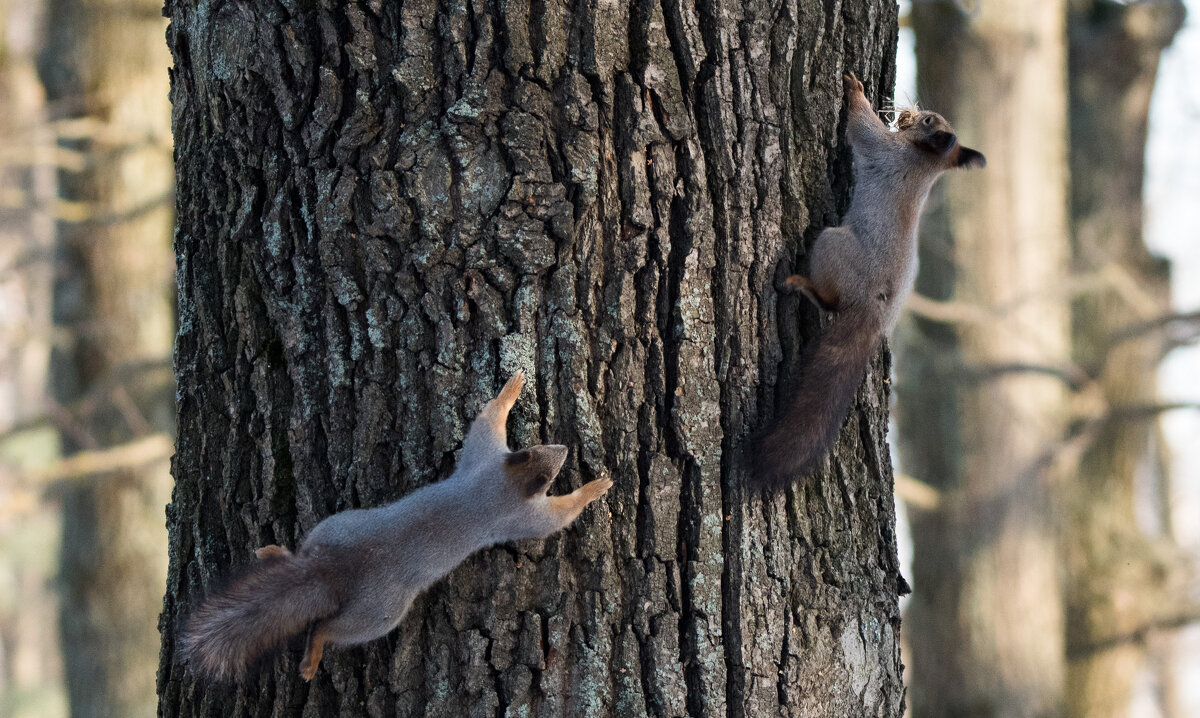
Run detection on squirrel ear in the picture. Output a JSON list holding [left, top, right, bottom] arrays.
[[955, 146, 986, 169]]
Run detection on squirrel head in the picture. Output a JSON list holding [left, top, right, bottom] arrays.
[[460, 370, 572, 498], [894, 108, 986, 170], [502, 444, 569, 497]]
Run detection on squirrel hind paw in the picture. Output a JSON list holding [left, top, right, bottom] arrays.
[[781, 275, 838, 312], [843, 71, 865, 95]]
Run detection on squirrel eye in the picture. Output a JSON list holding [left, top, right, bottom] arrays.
[[922, 116, 933, 126]]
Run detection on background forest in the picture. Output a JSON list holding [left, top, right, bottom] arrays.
[[0, 0, 1197, 716]]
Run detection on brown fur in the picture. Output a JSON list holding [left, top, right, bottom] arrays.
[[892, 107, 921, 130], [482, 371, 524, 433], [546, 477, 612, 522], [299, 623, 333, 681], [746, 304, 882, 489]]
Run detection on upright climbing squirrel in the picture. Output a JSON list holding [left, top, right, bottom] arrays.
[[746, 72, 985, 490], [180, 370, 612, 681]]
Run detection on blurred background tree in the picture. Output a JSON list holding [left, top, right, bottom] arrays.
[[0, 0, 62, 715], [897, 1, 1196, 717], [902, 1, 1072, 715], [35, 0, 173, 716], [1065, 2, 1187, 716]]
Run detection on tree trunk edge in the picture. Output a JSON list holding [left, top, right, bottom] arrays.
[[158, 1, 905, 716]]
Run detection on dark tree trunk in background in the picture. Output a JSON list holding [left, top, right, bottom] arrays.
[[903, 1, 1071, 716], [37, 0, 175, 716], [1065, 2, 1186, 716], [158, 1, 907, 716]]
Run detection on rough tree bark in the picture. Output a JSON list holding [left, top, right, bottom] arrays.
[[158, 1, 907, 716], [37, 0, 175, 716], [901, 2, 1071, 716], [1065, 2, 1186, 716]]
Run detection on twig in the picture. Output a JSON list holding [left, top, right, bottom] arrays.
[[895, 473, 942, 510], [904, 293, 992, 325], [1106, 310, 1200, 350], [42, 397, 98, 450], [960, 361, 1090, 391], [25, 433, 172, 486], [1067, 605, 1200, 659]]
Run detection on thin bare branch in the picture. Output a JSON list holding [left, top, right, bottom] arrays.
[[1106, 310, 1200, 350], [1067, 605, 1200, 659], [904, 293, 992, 325], [43, 397, 98, 450], [27, 434, 172, 486], [895, 474, 942, 511], [0, 356, 172, 445], [960, 361, 1090, 390]]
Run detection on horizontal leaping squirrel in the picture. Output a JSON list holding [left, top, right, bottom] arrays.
[[180, 370, 613, 681], [746, 72, 986, 490]]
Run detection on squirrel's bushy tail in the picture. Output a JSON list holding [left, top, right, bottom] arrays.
[[745, 303, 882, 490], [179, 553, 338, 681]]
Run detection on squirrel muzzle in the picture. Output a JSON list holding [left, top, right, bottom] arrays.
[[928, 130, 957, 154]]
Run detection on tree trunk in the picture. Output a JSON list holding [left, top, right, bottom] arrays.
[[902, 2, 1072, 716], [1065, 2, 1185, 716], [37, 0, 175, 716], [158, 1, 907, 716]]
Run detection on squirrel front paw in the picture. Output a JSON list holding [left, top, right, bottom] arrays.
[[497, 369, 526, 405], [579, 477, 613, 503], [843, 71, 865, 99]]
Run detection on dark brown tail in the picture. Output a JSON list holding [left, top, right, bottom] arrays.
[[744, 303, 881, 490], [179, 553, 338, 681]]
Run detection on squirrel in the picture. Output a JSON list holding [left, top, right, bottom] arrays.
[[745, 72, 986, 490], [179, 370, 613, 681]]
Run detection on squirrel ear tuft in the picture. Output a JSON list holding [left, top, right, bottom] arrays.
[[956, 146, 986, 169], [893, 108, 920, 130]]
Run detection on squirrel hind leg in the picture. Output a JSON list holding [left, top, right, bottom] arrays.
[[782, 275, 839, 311], [299, 621, 332, 681]]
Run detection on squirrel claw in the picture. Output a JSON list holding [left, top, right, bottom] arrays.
[[843, 71, 865, 97], [581, 477, 613, 502]]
